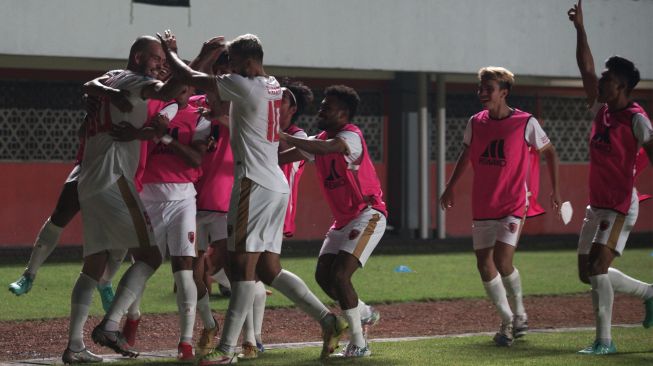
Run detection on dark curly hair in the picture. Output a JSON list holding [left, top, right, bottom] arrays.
[[282, 79, 314, 123], [605, 56, 640, 95], [324, 84, 360, 120]]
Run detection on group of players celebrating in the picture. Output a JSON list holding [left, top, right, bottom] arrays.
[[7, 1, 653, 364]]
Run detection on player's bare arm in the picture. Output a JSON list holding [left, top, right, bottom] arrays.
[[83, 74, 133, 113], [110, 114, 168, 142], [278, 147, 308, 165], [539, 143, 563, 216], [568, 0, 598, 105], [280, 132, 349, 155], [439, 146, 471, 210]]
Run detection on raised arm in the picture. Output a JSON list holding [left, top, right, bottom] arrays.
[[83, 73, 133, 113], [568, 0, 598, 105]]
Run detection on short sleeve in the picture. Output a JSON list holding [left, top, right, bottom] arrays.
[[194, 117, 212, 141], [336, 131, 363, 165], [462, 117, 472, 146], [524, 117, 551, 150], [292, 130, 308, 139], [158, 103, 178, 120], [632, 113, 653, 146], [216, 74, 252, 102]]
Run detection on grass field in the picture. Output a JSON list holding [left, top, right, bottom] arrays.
[[1, 248, 651, 321]]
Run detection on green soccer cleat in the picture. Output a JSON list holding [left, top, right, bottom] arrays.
[[578, 340, 617, 355], [643, 297, 653, 329], [97, 284, 115, 313], [320, 313, 349, 359], [8, 274, 33, 296]]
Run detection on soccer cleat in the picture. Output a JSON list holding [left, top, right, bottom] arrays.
[[578, 340, 617, 355], [333, 343, 372, 358], [320, 313, 349, 359], [8, 274, 33, 296], [237, 343, 258, 360], [177, 341, 194, 361], [255, 341, 265, 353], [493, 322, 514, 347], [643, 297, 653, 328], [96, 284, 115, 313], [122, 317, 141, 347], [198, 348, 238, 365], [91, 321, 139, 358], [62, 348, 103, 364], [361, 307, 381, 338], [196, 317, 220, 357], [512, 314, 528, 338]]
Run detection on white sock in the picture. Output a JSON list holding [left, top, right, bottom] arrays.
[[502, 268, 525, 316], [105, 261, 155, 330], [270, 270, 330, 322], [174, 270, 197, 343], [590, 274, 613, 344], [343, 307, 366, 347], [483, 274, 513, 324], [243, 304, 257, 346], [68, 273, 97, 352], [25, 218, 63, 277], [252, 281, 267, 345], [213, 268, 231, 289], [219, 281, 256, 353], [197, 291, 216, 329], [608, 268, 653, 300], [98, 250, 126, 287], [357, 299, 372, 319], [126, 285, 143, 321]]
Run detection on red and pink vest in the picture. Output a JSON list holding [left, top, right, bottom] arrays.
[[140, 100, 202, 186], [314, 124, 387, 228], [469, 109, 532, 220], [589, 102, 649, 214], [280, 124, 307, 237], [191, 95, 234, 212]]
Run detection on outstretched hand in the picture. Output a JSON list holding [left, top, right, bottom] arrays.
[[156, 30, 176, 55], [567, 0, 583, 28]]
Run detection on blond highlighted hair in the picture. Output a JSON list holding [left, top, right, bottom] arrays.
[[478, 66, 515, 91]]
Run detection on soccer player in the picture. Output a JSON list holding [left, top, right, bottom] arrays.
[[279, 85, 387, 357], [62, 34, 184, 364], [160, 33, 347, 364], [440, 67, 562, 347], [568, 0, 653, 355]]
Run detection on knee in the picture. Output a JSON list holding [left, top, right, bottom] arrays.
[[332, 268, 351, 288], [494, 260, 513, 277]]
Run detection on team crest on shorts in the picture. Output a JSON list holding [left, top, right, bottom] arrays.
[[599, 220, 610, 231], [188, 232, 195, 244], [507, 222, 518, 234], [348, 229, 360, 240]]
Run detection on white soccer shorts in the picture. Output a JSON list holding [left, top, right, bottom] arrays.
[[80, 176, 155, 257], [227, 177, 288, 254], [143, 197, 197, 259], [472, 215, 524, 250], [65, 164, 81, 183], [577, 189, 638, 256], [196, 211, 228, 252], [319, 209, 387, 267]]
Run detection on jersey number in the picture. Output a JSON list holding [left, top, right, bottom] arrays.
[[267, 100, 281, 142]]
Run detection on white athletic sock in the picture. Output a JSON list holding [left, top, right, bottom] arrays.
[[213, 268, 231, 289], [608, 268, 653, 300], [502, 268, 526, 316], [174, 270, 198, 343], [343, 307, 366, 347], [105, 261, 155, 330], [68, 273, 97, 352], [252, 281, 267, 345], [357, 299, 372, 319], [270, 270, 330, 322], [197, 291, 216, 329], [98, 250, 126, 287], [25, 218, 63, 277], [219, 281, 256, 353], [590, 274, 613, 344], [126, 285, 143, 321], [483, 274, 513, 324], [243, 305, 257, 346]]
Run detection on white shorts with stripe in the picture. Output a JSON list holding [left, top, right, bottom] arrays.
[[577, 189, 638, 256], [80, 176, 155, 257], [472, 215, 524, 250], [65, 164, 81, 183], [142, 197, 197, 259], [319, 209, 386, 267], [196, 211, 228, 252], [227, 177, 288, 254]]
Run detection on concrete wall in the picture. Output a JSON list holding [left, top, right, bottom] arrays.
[[1, 0, 651, 78]]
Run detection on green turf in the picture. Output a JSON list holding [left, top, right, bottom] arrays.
[[1, 248, 651, 321], [107, 327, 653, 365]]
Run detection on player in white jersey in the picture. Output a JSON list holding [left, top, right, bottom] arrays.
[[160, 34, 347, 364], [62, 34, 186, 364]]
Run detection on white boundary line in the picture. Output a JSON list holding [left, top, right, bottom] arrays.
[[4, 323, 642, 365]]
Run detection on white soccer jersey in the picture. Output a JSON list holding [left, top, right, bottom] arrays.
[[216, 74, 289, 193], [78, 70, 159, 200]]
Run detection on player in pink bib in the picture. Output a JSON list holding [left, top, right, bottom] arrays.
[[569, 0, 653, 355], [440, 67, 562, 347], [280, 85, 387, 358]]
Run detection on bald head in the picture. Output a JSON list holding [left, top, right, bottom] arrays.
[[127, 36, 164, 78]]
